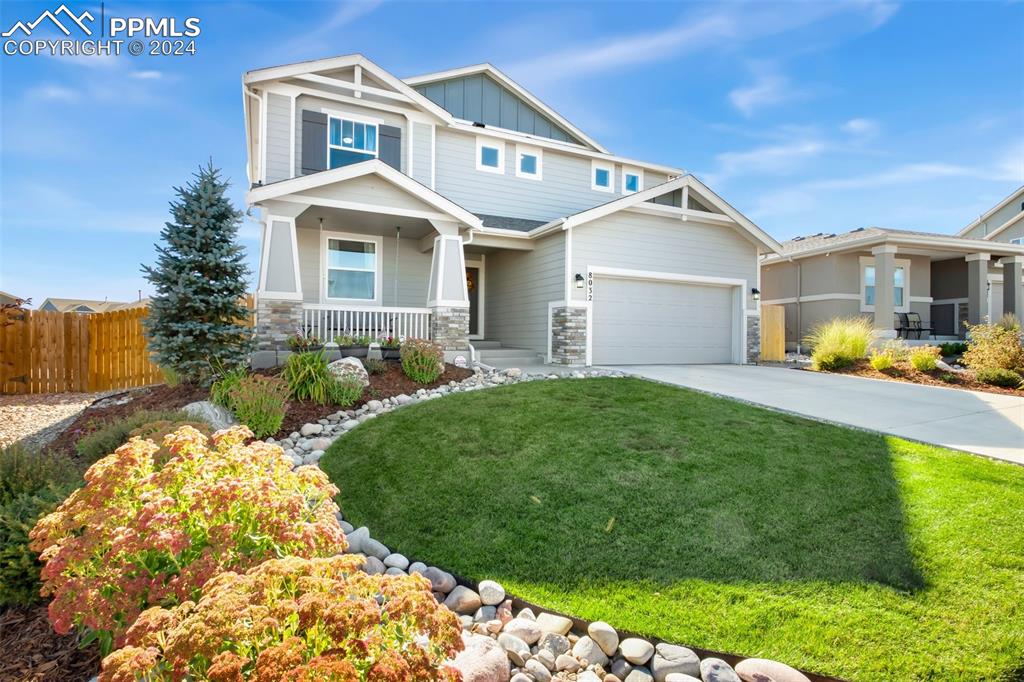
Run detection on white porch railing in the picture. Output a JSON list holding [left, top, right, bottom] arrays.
[[302, 305, 433, 341]]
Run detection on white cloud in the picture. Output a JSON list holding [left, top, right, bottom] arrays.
[[130, 70, 163, 80], [27, 84, 80, 102], [841, 117, 880, 137], [805, 162, 978, 191], [729, 68, 804, 117], [713, 139, 826, 181]]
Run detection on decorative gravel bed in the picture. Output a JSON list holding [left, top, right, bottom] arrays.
[[268, 366, 828, 682], [0, 391, 118, 450]]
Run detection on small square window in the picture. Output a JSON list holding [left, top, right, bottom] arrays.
[[625, 174, 639, 193], [521, 154, 537, 175], [595, 168, 609, 187], [515, 145, 542, 179], [481, 146, 500, 168], [592, 161, 614, 192]]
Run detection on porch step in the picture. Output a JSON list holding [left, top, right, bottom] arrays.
[[476, 347, 540, 364], [471, 339, 504, 350]]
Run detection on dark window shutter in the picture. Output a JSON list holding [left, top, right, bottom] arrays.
[[379, 124, 402, 171], [301, 110, 328, 175]]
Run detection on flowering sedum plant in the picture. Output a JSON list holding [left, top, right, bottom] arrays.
[[29, 425, 347, 652], [100, 555, 465, 681]]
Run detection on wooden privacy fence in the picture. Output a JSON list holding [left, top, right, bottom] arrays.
[[760, 304, 785, 362], [0, 296, 255, 395]]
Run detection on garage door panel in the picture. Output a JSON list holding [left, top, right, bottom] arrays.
[[592, 277, 734, 365]]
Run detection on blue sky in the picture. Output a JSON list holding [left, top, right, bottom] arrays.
[[1, 0, 1022, 305]]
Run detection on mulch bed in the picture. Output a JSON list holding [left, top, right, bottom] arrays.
[[821, 359, 1024, 396], [270, 361, 473, 438], [0, 604, 100, 682], [46, 383, 207, 456]]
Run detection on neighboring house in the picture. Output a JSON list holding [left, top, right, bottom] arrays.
[[761, 226, 1024, 351], [38, 298, 149, 313], [957, 185, 1024, 245], [244, 55, 781, 366], [0, 291, 24, 307]]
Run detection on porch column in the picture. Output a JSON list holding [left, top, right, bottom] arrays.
[[426, 223, 470, 354], [999, 256, 1024, 322], [255, 202, 308, 355], [871, 245, 897, 335], [966, 253, 991, 326]]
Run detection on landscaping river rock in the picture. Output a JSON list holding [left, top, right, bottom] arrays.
[[262, 365, 819, 682]]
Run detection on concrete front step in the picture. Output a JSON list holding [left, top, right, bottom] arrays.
[[476, 347, 537, 359], [471, 340, 504, 350]]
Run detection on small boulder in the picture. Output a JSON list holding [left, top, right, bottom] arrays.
[[555, 654, 581, 672], [327, 356, 369, 387], [445, 585, 483, 614], [699, 658, 740, 682], [572, 636, 610, 668], [624, 669, 654, 682], [346, 526, 369, 554], [478, 579, 506, 605], [447, 631, 511, 682], [300, 422, 323, 436], [526, 658, 553, 682], [650, 644, 699, 682], [588, 621, 619, 657], [503, 617, 542, 645], [423, 566, 457, 593], [536, 612, 573, 636], [734, 659, 811, 682], [497, 633, 530, 667], [182, 401, 237, 431], [361, 537, 389, 561], [664, 675, 701, 682], [620, 638, 654, 665], [361, 555, 385, 575], [383, 553, 409, 570], [538, 632, 570, 657]]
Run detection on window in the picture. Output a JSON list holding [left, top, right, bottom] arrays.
[[476, 137, 504, 173], [328, 116, 377, 169], [622, 167, 642, 194], [1012, 237, 1024, 245], [324, 235, 379, 301], [515, 145, 542, 180], [592, 160, 613, 192], [861, 256, 909, 312]]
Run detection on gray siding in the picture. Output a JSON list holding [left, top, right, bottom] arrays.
[[435, 129, 665, 222], [415, 74, 581, 145], [295, 224, 432, 307], [265, 93, 292, 183], [412, 122, 434, 187], [568, 212, 759, 310], [484, 232, 565, 354], [961, 194, 1024, 239]]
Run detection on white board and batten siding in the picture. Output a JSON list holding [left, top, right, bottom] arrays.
[[570, 211, 760, 365], [484, 231, 566, 354], [433, 128, 668, 222]]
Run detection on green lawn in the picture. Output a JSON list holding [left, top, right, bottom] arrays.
[[320, 378, 1024, 682]]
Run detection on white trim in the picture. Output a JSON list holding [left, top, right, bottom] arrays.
[[279, 194, 452, 222], [321, 230, 383, 305], [430, 124, 436, 190], [909, 296, 933, 303], [246, 160, 483, 229], [982, 210, 1024, 242], [259, 89, 268, 184], [591, 159, 614, 192], [621, 166, 643, 195], [586, 265, 747, 365], [303, 303, 430, 313], [859, 255, 911, 313], [258, 215, 303, 300], [427, 234, 470, 307], [476, 137, 505, 174], [406, 114, 414, 179], [564, 226, 574, 302], [932, 297, 968, 305], [514, 144, 543, 180], [465, 255, 485, 339], [998, 255, 1024, 266], [760, 293, 861, 305], [403, 62, 610, 154], [965, 252, 991, 262], [289, 94, 296, 178]]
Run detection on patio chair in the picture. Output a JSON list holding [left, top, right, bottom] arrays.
[[906, 312, 933, 340], [895, 313, 910, 339]]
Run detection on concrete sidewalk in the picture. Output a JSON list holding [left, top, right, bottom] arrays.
[[610, 364, 1024, 464]]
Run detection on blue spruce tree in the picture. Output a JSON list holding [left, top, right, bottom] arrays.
[[143, 162, 251, 384]]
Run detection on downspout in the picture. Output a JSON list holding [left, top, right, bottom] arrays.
[[243, 85, 262, 187], [796, 259, 803, 356]]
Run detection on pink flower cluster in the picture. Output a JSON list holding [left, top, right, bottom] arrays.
[[30, 425, 347, 651]]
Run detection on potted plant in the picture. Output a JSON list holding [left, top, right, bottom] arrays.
[[287, 330, 323, 353], [334, 334, 370, 359], [379, 334, 401, 360]]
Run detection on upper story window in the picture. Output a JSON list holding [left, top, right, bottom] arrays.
[[622, 167, 642, 194], [592, 160, 613, 192], [476, 137, 505, 174], [1011, 237, 1024, 245], [329, 116, 377, 169], [515, 145, 542, 180]]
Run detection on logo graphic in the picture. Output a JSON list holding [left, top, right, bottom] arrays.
[[2, 4, 94, 37]]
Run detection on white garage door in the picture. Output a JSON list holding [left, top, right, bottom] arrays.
[[591, 276, 736, 365]]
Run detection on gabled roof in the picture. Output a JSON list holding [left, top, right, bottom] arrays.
[[247, 160, 483, 229], [38, 298, 146, 313], [957, 185, 1024, 237], [531, 175, 783, 254], [980, 206, 1024, 242], [404, 63, 609, 154], [244, 54, 454, 124], [766, 226, 1024, 263]]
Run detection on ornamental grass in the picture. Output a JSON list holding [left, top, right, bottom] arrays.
[[29, 425, 347, 653], [99, 555, 464, 682]]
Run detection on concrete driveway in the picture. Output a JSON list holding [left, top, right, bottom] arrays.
[[610, 364, 1024, 464]]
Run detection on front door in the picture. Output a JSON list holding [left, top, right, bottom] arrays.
[[466, 266, 481, 338]]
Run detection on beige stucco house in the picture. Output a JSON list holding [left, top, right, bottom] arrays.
[[762, 221, 1024, 351]]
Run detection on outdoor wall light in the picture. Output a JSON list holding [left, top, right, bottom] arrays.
[[751, 287, 761, 301], [575, 273, 585, 289]]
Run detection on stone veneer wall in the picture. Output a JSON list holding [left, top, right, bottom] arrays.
[[746, 314, 761, 364], [551, 306, 588, 365], [255, 298, 303, 351], [430, 306, 470, 351]]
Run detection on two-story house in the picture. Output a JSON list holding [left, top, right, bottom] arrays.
[[244, 54, 783, 367]]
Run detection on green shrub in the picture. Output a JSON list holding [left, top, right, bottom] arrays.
[[364, 357, 388, 375], [159, 365, 181, 388], [400, 338, 444, 384], [805, 317, 874, 371], [228, 375, 289, 438], [974, 367, 1023, 388], [939, 372, 959, 384], [74, 409, 208, 465], [327, 376, 364, 407], [939, 342, 968, 356], [209, 365, 247, 407], [963, 321, 1024, 373], [910, 346, 940, 372], [869, 351, 894, 371], [0, 445, 76, 504], [283, 350, 334, 404]]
